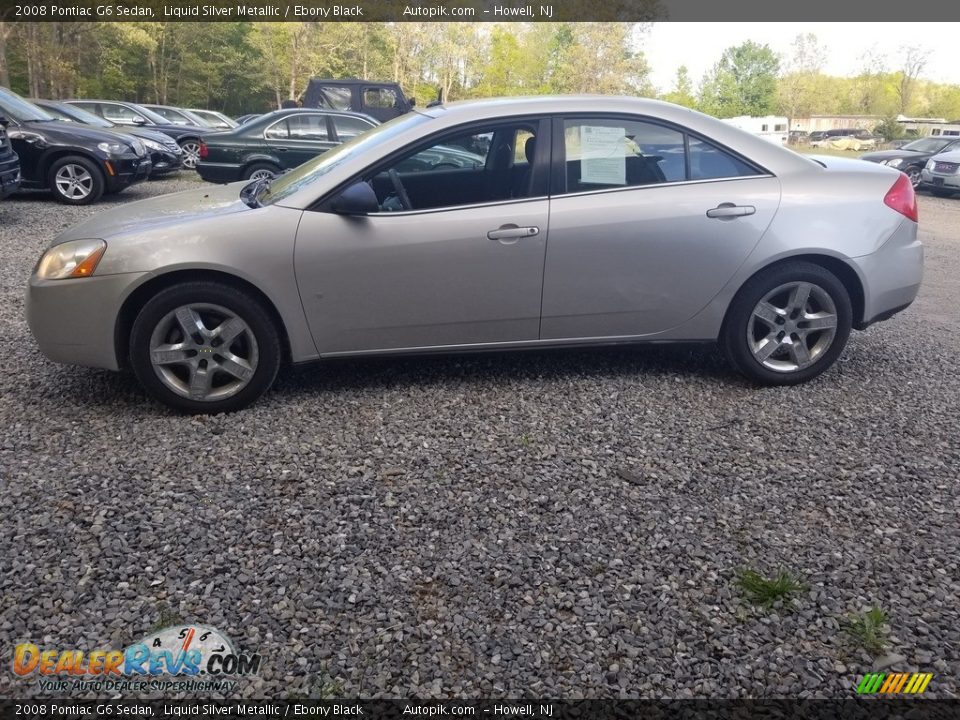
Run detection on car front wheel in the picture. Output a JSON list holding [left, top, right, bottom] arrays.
[[905, 165, 922, 188], [129, 282, 281, 413], [48, 155, 105, 205], [722, 261, 852, 386]]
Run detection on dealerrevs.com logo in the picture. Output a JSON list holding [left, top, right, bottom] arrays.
[[13, 624, 261, 693]]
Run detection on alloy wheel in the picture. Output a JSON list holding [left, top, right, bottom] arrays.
[[248, 168, 277, 182], [55, 164, 94, 200], [747, 281, 839, 373], [906, 167, 921, 188], [148, 303, 259, 402], [180, 141, 201, 169]]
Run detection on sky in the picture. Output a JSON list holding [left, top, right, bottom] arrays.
[[644, 23, 958, 93]]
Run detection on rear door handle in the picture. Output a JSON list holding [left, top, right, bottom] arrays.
[[706, 203, 756, 220], [487, 224, 539, 241]]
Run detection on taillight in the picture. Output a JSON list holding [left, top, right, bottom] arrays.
[[884, 172, 918, 222], [198, 142, 208, 159]]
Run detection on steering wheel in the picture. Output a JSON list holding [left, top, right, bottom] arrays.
[[388, 169, 412, 211]]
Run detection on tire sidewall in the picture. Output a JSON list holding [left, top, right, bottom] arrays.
[[723, 262, 853, 386], [243, 162, 280, 181], [48, 155, 105, 205], [129, 282, 281, 413]]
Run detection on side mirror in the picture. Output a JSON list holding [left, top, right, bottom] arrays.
[[409, 98, 417, 107], [330, 181, 379, 215], [132, 116, 148, 125]]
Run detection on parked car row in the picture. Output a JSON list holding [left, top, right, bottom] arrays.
[[860, 136, 960, 189]]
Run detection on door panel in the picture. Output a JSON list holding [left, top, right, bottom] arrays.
[[295, 200, 549, 354], [541, 177, 781, 339]]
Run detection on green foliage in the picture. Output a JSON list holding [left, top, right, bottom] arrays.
[[662, 65, 696, 108], [698, 41, 779, 118], [874, 117, 906, 140], [845, 607, 890, 656], [736, 568, 807, 608]]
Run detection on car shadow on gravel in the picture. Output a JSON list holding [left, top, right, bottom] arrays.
[[271, 343, 737, 397]]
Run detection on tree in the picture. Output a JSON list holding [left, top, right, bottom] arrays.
[[698, 41, 779, 117], [896, 45, 930, 115], [777, 33, 824, 129], [662, 65, 695, 107]]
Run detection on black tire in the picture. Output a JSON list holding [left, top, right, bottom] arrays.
[[47, 155, 105, 205], [931, 188, 956, 198], [722, 261, 852, 386], [904, 165, 922, 188], [242, 162, 281, 181], [129, 281, 281, 413]]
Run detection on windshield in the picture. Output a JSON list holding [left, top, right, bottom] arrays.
[[0, 87, 56, 122], [44, 102, 112, 128], [902, 138, 954, 153], [257, 111, 430, 206]]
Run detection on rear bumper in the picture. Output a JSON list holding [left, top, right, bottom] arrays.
[[197, 161, 243, 184], [851, 220, 923, 329], [26, 271, 148, 371]]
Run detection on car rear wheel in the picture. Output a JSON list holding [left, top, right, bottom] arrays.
[[243, 162, 280, 182], [722, 262, 852, 386], [129, 282, 281, 413], [48, 155, 104, 205], [179, 139, 202, 169]]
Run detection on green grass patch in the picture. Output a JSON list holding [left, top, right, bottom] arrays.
[[736, 568, 807, 608], [845, 607, 890, 656]]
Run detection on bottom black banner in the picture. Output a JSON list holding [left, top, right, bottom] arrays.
[[2, 700, 960, 720]]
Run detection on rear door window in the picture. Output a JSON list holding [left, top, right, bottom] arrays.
[[332, 115, 374, 140], [286, 114, 330, 140], [320, 87, 352, 111], [363, 88, 398, 110]]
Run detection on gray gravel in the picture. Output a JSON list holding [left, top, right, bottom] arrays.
[[1, 177, 958, 699]]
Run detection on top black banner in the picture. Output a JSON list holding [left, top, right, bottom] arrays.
[[0, 0, 956, 21]]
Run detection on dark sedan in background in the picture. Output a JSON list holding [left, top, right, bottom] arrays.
[[861, 136, 960, 187], [32, 100, 183, 177], [197, 108, 378, 183], [0, 87, 150, 204], [64, 100, 208, 169]]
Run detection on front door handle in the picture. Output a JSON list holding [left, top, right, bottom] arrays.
[[706, 203, 756, 220], [487, 224, 539, 241]]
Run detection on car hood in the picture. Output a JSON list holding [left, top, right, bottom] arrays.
[[51, 182, 250, 246], [859, 149, 924, 162], [119, 126, 179, 144], [21, 119, 137, 146], [930, 150, 960, 163]]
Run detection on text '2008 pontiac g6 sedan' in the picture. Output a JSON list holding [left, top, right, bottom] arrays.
[[26, 97, 923, 413]]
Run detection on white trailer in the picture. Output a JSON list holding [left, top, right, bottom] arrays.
[[720, 115, 789, 145]]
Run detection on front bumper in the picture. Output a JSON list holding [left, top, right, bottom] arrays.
[[0, 157, 20, 199], [149, 149, 183, 176], [920, 168, 960, 191], [851, 219, 923, 329], [26, 271, 149, 371], [196, 161, 243, 184], [105, 156, 151, 192]]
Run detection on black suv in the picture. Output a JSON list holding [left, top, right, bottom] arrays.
[[64, 100, 208, 169], [302, 79, 415, 122], [0, 111, 21, 200], [0, 88, 151, 205]]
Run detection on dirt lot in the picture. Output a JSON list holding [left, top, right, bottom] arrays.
[[0, 178, 957, 698]]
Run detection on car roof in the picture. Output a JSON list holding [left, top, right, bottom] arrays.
[[258, 108, 379, 123], [308, 78, 401, 87]]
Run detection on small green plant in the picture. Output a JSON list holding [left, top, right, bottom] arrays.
[[845, 607, 890, 656], [150, 603, 184, 632], [736, 568, 807, 608]]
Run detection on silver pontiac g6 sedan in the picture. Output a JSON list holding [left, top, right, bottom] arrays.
[[26, 97, 923, 413]]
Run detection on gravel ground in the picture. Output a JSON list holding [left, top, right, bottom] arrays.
[[0, 176, 958, 699]]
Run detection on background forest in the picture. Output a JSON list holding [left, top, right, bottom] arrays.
[[1, 21, 958, 129]]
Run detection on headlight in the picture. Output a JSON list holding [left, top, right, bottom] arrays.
[[141, 138, 166, 152], [885, 158, 903, 168], [97, 141, 132, 156], [36, 239, 107, 280], [925, 159, 935, 169]]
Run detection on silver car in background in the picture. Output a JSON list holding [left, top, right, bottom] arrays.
[[26, 96, 923, 413], [920, 149, 960, 197]]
